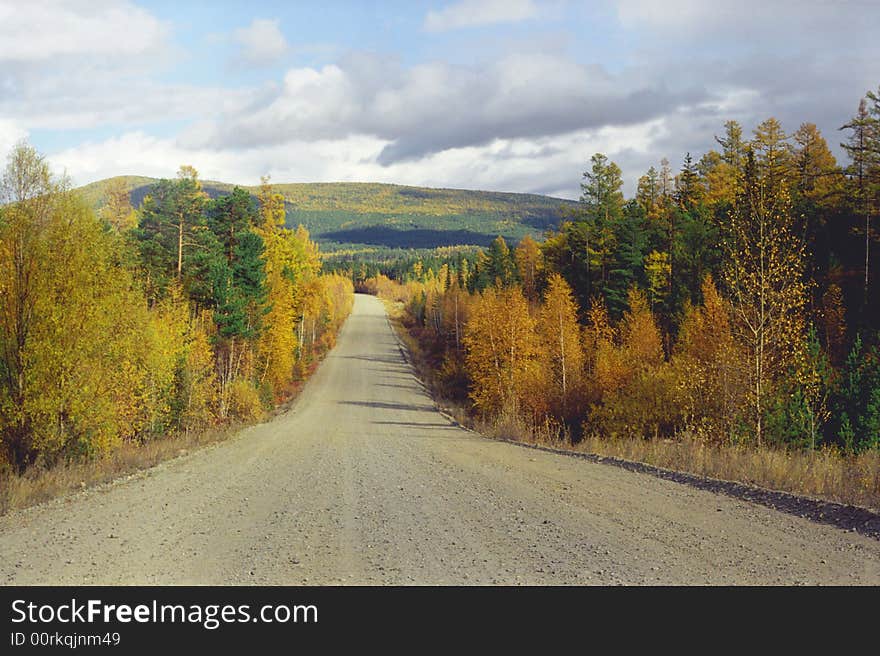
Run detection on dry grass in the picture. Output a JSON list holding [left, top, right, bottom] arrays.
[[570, 434, 880, 512], [383, 294, 880, 513], [0, 425, 244, 516], [0, 341, 336, 517]]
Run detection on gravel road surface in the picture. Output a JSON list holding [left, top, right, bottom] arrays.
[[1, 294, 878, 585]]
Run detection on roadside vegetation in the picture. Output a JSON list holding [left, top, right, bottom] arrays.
[[0, 144, 353, 513], [371, 87, 880, 511]]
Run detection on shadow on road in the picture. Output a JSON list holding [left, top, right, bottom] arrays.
[[339, 400, 435, 413], [337, 354, 402, 365], [372, 420, 456, 429]]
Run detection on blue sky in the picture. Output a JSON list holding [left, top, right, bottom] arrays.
[[1, 0, 878, 198]]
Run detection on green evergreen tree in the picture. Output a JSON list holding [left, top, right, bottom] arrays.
[[828, 335, 880, 452], [485, 235, 515, 287]]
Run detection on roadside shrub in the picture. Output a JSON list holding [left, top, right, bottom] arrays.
[[227, 379, 264, 421]]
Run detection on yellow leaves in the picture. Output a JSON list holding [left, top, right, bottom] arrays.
[[671, 276, 749, 442], [99, 177, 137, 232], [180, 312, 219, 431], [463, 286, 536, 417], [643, 250, 670, 310], [16, 193, 154, 458], [259, 177, 287, 229], [620, 288, 664, 372], [703, 159, 739, 207], [257, 223, 352, 396], [594, 337, 627, 398], [258, 256, 298, 395], [226, 379, 263, 422], [724, 152, 810, 444], [535, 274, 584, 417], [585, 287, 674, 439], [514, 235, 542, 303]]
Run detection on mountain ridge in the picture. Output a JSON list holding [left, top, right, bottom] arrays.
[[77, 176, 576, 252]]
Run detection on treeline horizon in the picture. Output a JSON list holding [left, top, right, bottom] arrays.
[[0, 144, 353, 474], [364, 84, 880, 454]]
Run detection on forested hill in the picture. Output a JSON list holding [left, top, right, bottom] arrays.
[[78, 177, 576, 252]]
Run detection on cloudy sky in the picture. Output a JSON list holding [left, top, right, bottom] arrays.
[[1, 0, 877, 198]]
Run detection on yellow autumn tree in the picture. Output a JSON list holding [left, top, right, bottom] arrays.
[[318, 273, 355, 343], [463, 286, 537, 417], [178, 310, 218, 432], [591, 288, 674, 439], [440, 284, 471, 354], [14, 187, 167, 461], [514, 235, 543, 303], [671, 275, 749, 442], [535, 274, 584, 421], [700, 150, 739, 208], [135, 282, 189, 436], [255, 180, 298, 395], [724, 150, 808, 445], [99, 177, 138, 232], [583, 295, 620, 412]]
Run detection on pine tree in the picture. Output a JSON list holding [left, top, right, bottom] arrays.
[[485, 236, 515, 287], [134, 168, 208, 304], [636, 166, 660, 219], [207, 187, 258, 265], [675, 152, 702, 210], [607, 200, 648, 316], [792, 123, 844, 288], [715, 120, 747, 171], [581, 154, 623, 292], [840, 96, 879, 312], [829, 336, 880, 452]]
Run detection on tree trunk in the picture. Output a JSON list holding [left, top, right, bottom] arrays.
[[177, 213, 184, 280]]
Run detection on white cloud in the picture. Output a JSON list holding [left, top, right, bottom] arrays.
[[0, 0, 197, 133], [424, 0, 539, 32], [47, 116, 675, 200], [0, 0, 168, 62], [47, 131, 388, 189], [183, 52, 705, 167], [1, 76, 254, 132], [233, 18, 288, 65], [0, 120, 28, 160]]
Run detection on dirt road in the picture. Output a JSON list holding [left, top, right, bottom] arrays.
[[1, 294, 878, 585]]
